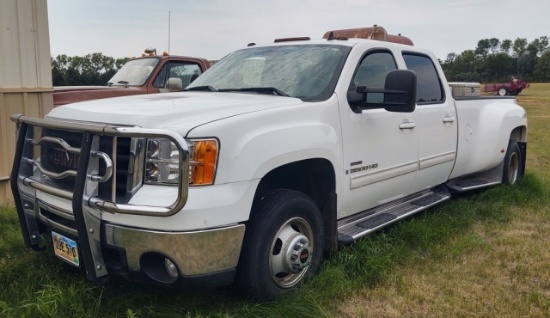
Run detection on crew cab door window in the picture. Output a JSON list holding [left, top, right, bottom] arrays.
[[351, 51, 397, 104], [153, 62, 202, 88], [402, 54, 444, 104]]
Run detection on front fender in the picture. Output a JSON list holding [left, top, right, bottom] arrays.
[[187, 97, 343, 186]]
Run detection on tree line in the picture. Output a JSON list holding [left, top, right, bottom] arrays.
[[52, 53, 130, 86], [52, 36, 550, 86], [440, 36, 550, 83]]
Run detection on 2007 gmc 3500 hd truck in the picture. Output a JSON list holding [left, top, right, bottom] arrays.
[[10, 26, 527, 301]]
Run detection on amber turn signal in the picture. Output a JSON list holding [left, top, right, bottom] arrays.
[[189, 139, 218, 185]]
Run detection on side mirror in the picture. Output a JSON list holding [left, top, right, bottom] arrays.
[[382, 70, 417, 112], [166, 77, 183, 91], [347, 69, 417, 113], [347, 86, 366, 104]]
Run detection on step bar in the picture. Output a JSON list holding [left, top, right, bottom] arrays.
[[337, 185, 451, 245]]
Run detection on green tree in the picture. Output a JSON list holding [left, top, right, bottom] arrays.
[[501, 39, 512, 55], [513, 38, 528, 57], [475, 39, 491, 57], [488, 38, 500, 54], [534, 50, 550, 81], [51, 54, 129, 86]]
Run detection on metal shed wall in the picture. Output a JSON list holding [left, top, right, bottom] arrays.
[[0, 0, 53, 204]]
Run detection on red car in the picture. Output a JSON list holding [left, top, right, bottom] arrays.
[[483, 77, 530, 96]]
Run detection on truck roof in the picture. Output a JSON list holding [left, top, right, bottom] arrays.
[[246, 25, 421, 54]]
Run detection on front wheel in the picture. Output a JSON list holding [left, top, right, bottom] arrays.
[[503, 141, 522, 185], [235, 189, 325, 301], [498, 87, 508, 96]]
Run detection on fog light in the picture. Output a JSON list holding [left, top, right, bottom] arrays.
[[164, 258, 179, 279]]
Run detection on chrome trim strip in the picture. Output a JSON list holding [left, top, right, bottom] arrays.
[[88, 198, 178, 215], [104, 223, 245, 275], [22, 177, 73, 200], [459, 180, 501, 191], [418, 151, 456, 170], [25, 158, 77, 179], [111, 137, 117, 201], [27, 136, 81, 154], [350, 161, 417, 189]]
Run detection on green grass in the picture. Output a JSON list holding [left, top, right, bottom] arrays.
[[1, 84, 550, 317]]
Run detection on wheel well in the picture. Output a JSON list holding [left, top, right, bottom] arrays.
[[253, 158, 336, 211], [251, 158, 338, 252], [509, 126, 527, 178], [510, 126, 527, 143]]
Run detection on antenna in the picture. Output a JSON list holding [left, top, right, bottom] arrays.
[[168, 11, 171, 54]]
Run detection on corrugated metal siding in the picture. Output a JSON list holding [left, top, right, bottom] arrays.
[[0, 0, 53, 204], [0, 0, 52, 89]]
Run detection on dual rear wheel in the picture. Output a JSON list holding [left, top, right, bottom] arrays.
[[503, 141, 522, 185]]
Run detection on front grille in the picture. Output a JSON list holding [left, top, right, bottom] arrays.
[[40, 128, 82, 192], [35, 128, 132, 203], [13, 114, 188, 218], [97, 136, 132, 202]]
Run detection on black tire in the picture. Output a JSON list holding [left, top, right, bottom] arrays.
[[235, 189, 325, 301], [498, 87, 508, 96], [503, 141, 522, 185]]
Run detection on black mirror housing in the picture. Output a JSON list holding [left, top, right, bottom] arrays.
[[347, 70, 417, 113], [383, 70, 417, 113]]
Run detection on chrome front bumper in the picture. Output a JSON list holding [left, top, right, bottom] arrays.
[[104, 223, 245, 276]]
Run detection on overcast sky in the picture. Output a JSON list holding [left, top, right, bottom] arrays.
[[47, 0, 549, 61]]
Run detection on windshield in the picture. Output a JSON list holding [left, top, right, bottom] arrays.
[[187, 44, 350, 100], [108, 58, 159, 86]]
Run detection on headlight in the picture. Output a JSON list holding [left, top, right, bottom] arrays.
[[144, 138, 219, 186], [188, 139, 218, 186], [145, 139, 180, 185]]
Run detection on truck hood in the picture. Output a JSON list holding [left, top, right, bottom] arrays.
[[48, 92, 303, 135]]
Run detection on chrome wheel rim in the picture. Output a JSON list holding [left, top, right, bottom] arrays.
[[508, 152, 519, 184], [269, 217, 314, 288]]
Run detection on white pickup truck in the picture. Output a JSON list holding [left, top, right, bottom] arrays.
[[10, 26, 527, 300]]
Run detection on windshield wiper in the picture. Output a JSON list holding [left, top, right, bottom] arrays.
[[185, 85, 218, 92], [117, 81, 129, 85], [218, 87, 289, 97]]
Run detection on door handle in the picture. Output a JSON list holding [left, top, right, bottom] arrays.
[[443, 116, 456, 123], [399, 122, 416, 129]]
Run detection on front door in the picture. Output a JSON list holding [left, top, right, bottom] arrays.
[[339, 50, 418, 217]]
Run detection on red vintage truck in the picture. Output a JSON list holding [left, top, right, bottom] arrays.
[[53, 52, 211, 106], [482, 77, 530, 96]]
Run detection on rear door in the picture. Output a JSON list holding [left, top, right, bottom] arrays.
[[402, 53, 457, 192]]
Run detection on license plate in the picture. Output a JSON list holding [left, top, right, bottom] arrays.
[[52, 231, 80, 267]]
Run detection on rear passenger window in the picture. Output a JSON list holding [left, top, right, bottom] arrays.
[[402, 54, 444, 104]]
